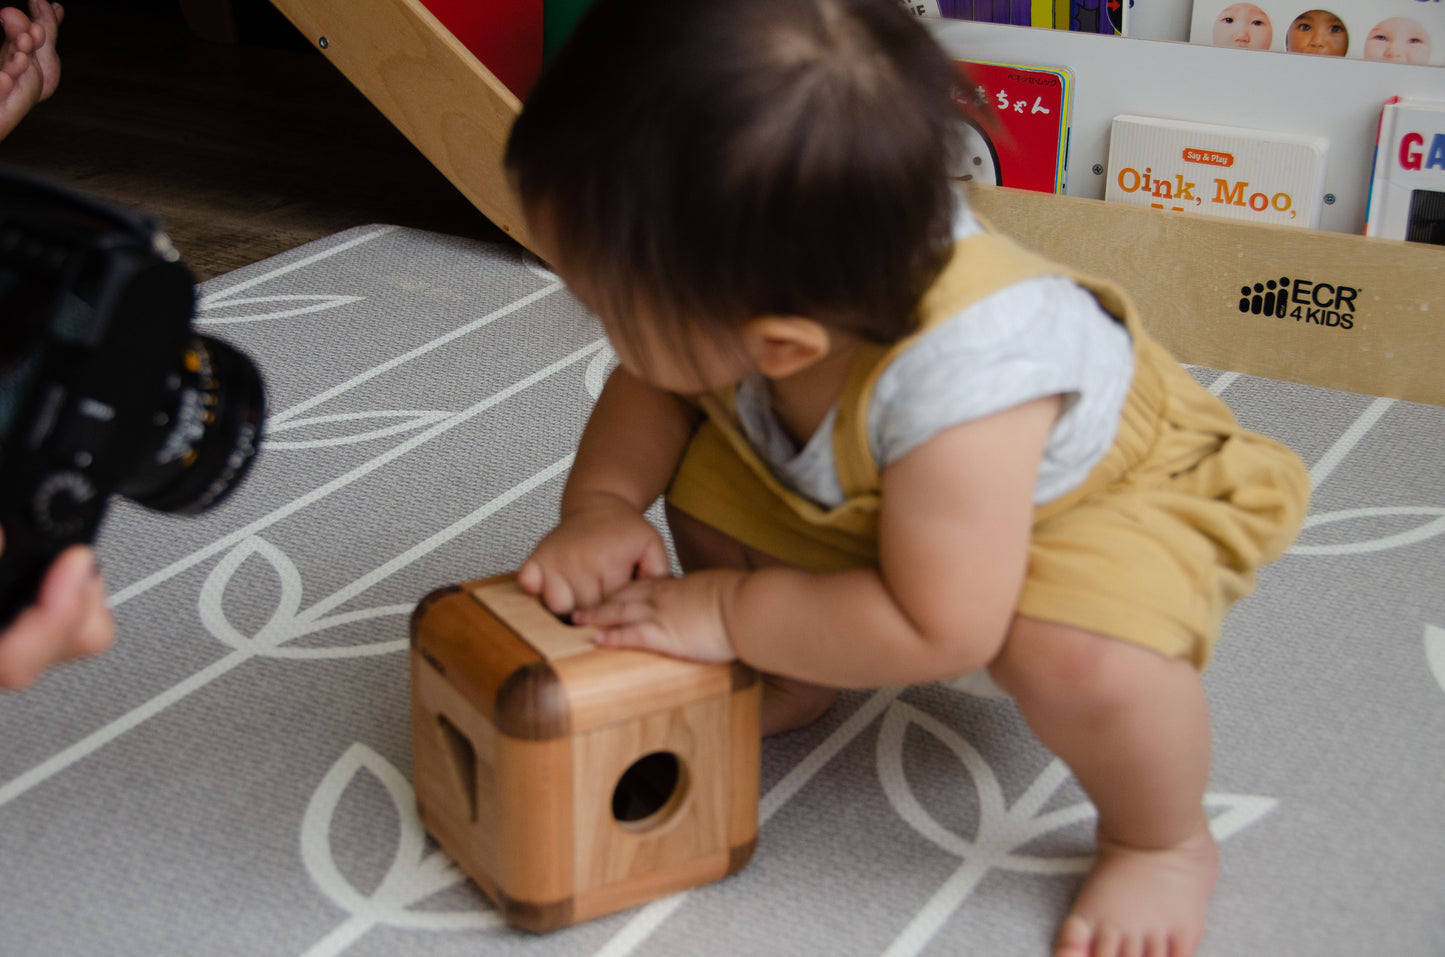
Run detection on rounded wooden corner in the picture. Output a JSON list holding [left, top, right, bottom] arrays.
[[730, 661, 760, 691], [727, 836, 758, 877], [410, 584, 464, 645], [494, 660, 571, 740], [498, 891, 575, 934]]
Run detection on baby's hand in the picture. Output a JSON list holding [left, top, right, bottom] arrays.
[[574, 569, 743, 663], [518, 496, 670, 616]]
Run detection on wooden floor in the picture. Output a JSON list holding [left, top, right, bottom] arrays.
[[1, 0, 512, 283]]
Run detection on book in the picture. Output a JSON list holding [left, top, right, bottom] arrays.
[[1123, 0, 1195, 41], [1365, 97, 1445, 245], [424, 0, 543, 97], [1104, 114, 1328, 228], [952, 59, 1073, 193], [1069, 0, 1119, 34], [901, 1, 1032, 26], [1189, 0, 1444, 65], [902, 0, 1115, 31]]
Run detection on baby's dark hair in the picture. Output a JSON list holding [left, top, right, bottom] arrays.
[[505, 0, 961, 359]]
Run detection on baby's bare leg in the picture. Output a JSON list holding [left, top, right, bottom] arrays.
[[665, 503, 837, 736], [989, 616, 1218, 957]]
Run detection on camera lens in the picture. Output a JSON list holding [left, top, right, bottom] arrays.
[[118, 334, 265, 515]]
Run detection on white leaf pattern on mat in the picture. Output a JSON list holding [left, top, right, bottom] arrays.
[[942, 670, 1009, 700], [196, 294, 364, 324], [264, 411, 453, 450], [1426, 625, 1445, 694], [298, 744, 496, 957], [200, 536, 411, 658], [877, 701, 1277, 957], [523, 255, 561, 282], [585, 345, 616, 400], [1288, 506, 1445, 556]]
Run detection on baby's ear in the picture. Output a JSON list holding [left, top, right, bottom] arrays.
[[741, 316, 832, 379]]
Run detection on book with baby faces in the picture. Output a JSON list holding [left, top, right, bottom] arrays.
[[1365, 96, 1445, 244], [951, 59, 1073, 193], [1104, 114, 1329, 228], [1190, 0, 1445, 65]]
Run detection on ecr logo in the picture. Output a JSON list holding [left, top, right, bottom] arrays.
[[1238, 275, 1358, 329]]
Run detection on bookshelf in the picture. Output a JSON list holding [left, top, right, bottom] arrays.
[[266, 0, 1444, 406], [929, 20, 1442, 235]]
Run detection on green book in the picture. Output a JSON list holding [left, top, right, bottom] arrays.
[[544, 0, 595, 62]]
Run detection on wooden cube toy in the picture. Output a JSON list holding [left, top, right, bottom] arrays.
[[410, 574, 762, 932]]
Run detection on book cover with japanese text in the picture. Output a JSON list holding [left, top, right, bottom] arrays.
[[952, 59, 1072, 193], [1104, 114, 1328, 227], [1190, 0, 1444, 65], [1365, 97, 1445, 244]]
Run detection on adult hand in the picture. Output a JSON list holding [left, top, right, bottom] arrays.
[[0, 535, 114, 691]]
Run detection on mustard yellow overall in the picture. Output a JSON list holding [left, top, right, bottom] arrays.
[[666, 232, 1310, 667]]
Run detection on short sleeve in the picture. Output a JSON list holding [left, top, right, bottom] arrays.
[[869, 276, 1134, 504]]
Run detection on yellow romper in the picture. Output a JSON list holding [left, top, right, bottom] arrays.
[[666, 231, 1311, 668]]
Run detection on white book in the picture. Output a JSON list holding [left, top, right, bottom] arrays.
[[1364, 97, 1445, 244], [1124, 0, 1194, 42], [1105, 114, 1328, 228]]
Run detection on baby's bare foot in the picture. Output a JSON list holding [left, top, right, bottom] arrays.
[[27, 0, 60, 100], [0, 9, 42, 139], [1055, 821, 1219, 957]]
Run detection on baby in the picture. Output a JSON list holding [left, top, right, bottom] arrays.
[[505, 1, 1310, 954], [0, 0, 61, 140], [1364, 17, 1432, 65], [1287, 8, 1348, 56], [1212, 2, 1273, 50]]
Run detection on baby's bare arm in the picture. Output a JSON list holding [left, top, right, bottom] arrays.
[[722, 395, 1061, 686], [561, 367, 700, 517], [520, 368, 700, 614]]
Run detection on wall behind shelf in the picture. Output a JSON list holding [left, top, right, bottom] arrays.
[[927, 21, 1445, 235]]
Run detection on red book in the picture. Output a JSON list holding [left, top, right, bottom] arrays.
[[422, 0, 544, 98], [952, 59, 1073, 194]]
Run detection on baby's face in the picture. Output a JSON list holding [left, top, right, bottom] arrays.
[[1213, 3, 1272, 49], [1364, 17, 1431, 64], [1287, 10, 1348, 56], [527, 205, 753, 395]]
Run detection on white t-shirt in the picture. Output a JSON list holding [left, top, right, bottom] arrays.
[[732, 210, 1135, 508]]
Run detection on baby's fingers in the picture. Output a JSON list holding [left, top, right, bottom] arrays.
[[593, 622, 657, 650], [517, 558, 577, 614], [591, 617, 678, 658], [517, 559, 545, 596], [636, 538, 671, 580]]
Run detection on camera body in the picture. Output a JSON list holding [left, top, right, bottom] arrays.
[[0, 167, 265, 624]]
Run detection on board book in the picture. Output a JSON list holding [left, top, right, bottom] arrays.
[[1104, 114, 1328, 228], [952, 59, 1073, 193], [1364, 96, 1445, 244]]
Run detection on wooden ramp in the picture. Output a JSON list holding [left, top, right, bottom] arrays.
[[269, 0, 538, 252]]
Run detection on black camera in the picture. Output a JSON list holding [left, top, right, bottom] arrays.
[[0, 167, 266, 624]]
